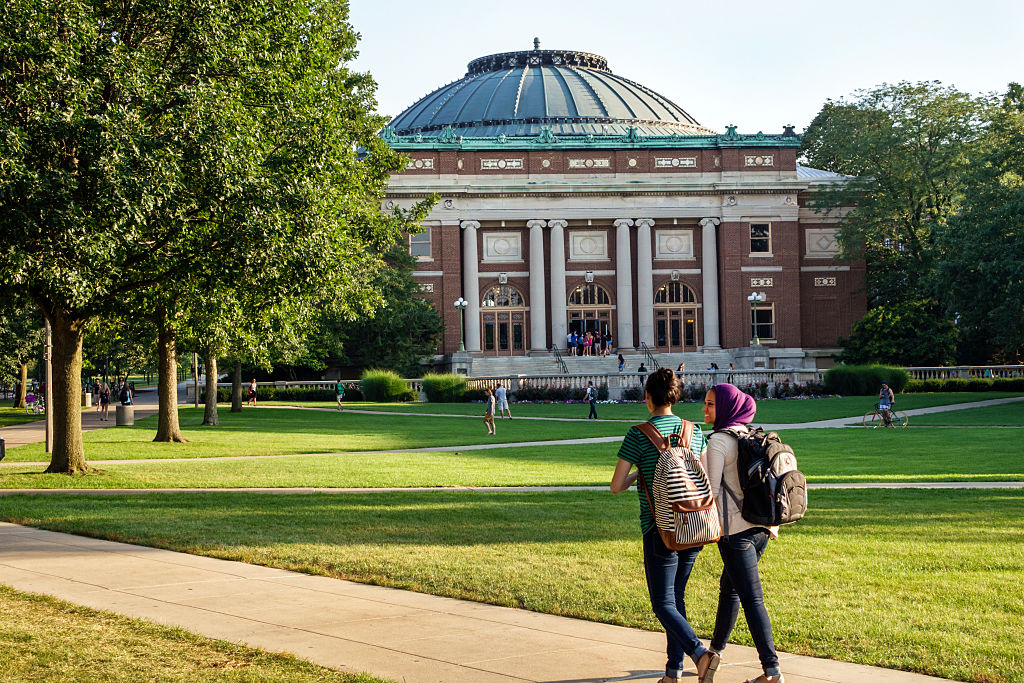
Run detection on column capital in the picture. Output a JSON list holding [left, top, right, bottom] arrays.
[[699, 217, 721, 228], [526, 219, 547, 229], [613, 218, 634, 229], [547, 219, 568, 229], [635, 218, 656, 229], [460, 220, 480, 230]]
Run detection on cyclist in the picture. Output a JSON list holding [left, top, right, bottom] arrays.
[[877, 382, 895, 427]]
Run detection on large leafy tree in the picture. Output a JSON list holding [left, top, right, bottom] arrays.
[[0, 0, 413, 472], [0, 294, 44, 408], [838, 299, 959, 366], [934, 84, 1024, 362]]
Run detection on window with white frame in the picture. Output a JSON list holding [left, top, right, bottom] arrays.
[[750, 223, 771, 254], [409, 227, 431, 259], [752, 303, 775, 340]]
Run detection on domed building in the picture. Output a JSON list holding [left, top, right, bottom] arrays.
[[381, 41, 863, 373]]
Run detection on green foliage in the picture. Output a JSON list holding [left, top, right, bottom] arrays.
[[512, 385, 609, 402], [839, 300, 958, 366], [905, 376, 1024, 393], [421, 373, 468, 403], [202, 386, 339, 403], [824, 365, 910, 395], [359, 370, 416, 403], [0, 294, 43, 385]]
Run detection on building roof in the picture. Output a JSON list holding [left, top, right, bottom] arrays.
[[389, 44, 716, 138], [796, 164, 852, 182]]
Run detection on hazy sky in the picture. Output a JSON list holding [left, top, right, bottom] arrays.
[[349, 0, 1022, 134]]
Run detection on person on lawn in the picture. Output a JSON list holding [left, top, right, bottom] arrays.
[[483, 388, 496, 435], [335, 380, 345, 411], [610, 368, 719, 683], [701, 384, 784, 683]]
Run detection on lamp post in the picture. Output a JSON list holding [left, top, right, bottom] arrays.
[[747, 292, 766, 346], [453, 297, 469, 352]]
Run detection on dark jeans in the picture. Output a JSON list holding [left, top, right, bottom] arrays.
[[588, 399, 598, 419], [711, 528, 780, 676], [642, 529, 708, 677]]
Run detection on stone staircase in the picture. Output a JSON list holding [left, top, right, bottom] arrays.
[[470, 349, 735, 377]]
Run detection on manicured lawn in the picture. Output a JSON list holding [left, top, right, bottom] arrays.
[[271, 392, 1024, 424], [0, 406, 42, 428], [910, 402, 1024, 426], [2, 407, 626, 463], [0, 584, 388, 682], [1, 489, 1020, 683]]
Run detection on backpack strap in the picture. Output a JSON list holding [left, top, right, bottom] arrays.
[[635, 419, 695, 452]]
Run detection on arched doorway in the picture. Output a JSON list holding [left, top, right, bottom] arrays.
[[567, 282, 614, 341], [481, 285, 527, 356], [654, 282, 699, 352]]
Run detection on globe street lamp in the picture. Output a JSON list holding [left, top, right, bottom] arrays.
[[747, 292, 766, 346], [453, 297, 469, 352]]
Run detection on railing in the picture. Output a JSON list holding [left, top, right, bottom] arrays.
[[640, 342, 660, 370], [904, 365, 1024, 380], [550, 346, 569, 374]]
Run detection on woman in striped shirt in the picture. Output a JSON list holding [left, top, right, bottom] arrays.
[[610, 368, 719, 683]]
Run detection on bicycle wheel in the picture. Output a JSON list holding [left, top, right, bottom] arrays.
[[863, 411, 882, 428], [890, 411, 909, 428]]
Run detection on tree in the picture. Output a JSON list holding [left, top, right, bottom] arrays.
[[0, 0, 415, 472], [934, 84, 1024, 361], [838, 299, 959, 367], [0, 294, 43, 408]]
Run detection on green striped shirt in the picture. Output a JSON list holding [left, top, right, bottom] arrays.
[[616, 414, 707, 534]]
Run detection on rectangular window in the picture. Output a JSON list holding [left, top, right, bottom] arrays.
[[409, 227, 431, 259], [750, 223, 771, 254], [752, 303, 775, 341]]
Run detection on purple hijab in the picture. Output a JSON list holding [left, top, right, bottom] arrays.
[[712, 383, 756, 431]]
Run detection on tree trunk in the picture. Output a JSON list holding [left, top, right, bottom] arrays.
[[231, 360, 242, 412], [202, 352, 218, 426], [154, 314, 187, 443], [45, 313, 89, 474], [12, 363, 27, 408]]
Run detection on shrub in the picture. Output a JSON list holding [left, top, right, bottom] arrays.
[[944, 378, 969, 392], [421, 373, 467, 402], [360, 369, 416, 402], [904, 379, 925, 393], [823, 364, 909, 395], [993, 377, 1024, 391], [966, 378, 994, 392], [463, 387, 488, 402], [621, 386, 643, 401]]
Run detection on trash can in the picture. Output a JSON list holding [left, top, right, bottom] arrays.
[[81, 391, 92, 408], [115, 404, 135, 426]]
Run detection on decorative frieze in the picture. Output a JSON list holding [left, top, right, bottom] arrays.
[[805, 228, 840, 258], [655, 157, 697, 168], [405, 158, 434, 170], [481, 158, 524, 170], [420, 283, 434, 292], [814, 277, 837, 287], [655, 229, 695, 259], [745, 155, 774, 167], [568, 158, 610, 168], [483, 232, 522, 262], [569, 230, 609, 260], [750, 277, 774, 288]]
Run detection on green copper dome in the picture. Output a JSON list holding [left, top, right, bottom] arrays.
[[389, 46, 715, 138]]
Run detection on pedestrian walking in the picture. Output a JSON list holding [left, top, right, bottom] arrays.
[[610, 369, 719, 683], [701, 383, 784, 683], [585, 381, 598, 419], [247, 378, 257, 407], [483, 388, 496, 434], [638, 362, 648, 387], [618, 354, 626, 372], [495, 382, 512, 419], [335, 380, 345, 411], [99, 382, 111, 421]]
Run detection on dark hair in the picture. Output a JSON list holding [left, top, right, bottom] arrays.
[[644, 367, 680, 406]]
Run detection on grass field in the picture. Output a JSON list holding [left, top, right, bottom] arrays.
[[0, 406, 43, 428], [0, 584, 387, 682], [0, 489, 1020, 683], [3, 426, 1024, 488], [267, 392, 1024, 423], [909, 402, 1024, 426]]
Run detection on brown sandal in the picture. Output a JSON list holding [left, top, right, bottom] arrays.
[[697, 650, 721, 683]]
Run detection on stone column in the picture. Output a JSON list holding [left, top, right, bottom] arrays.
[[614, 218, 635, 350], [527, 219, 548, 351], [700, 217, 721, 350], [461, 220, 481, 352], [635, 218, 655, 348], [548, 219, 568, 350]]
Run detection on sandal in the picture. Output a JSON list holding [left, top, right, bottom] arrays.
[[743, 676, 785, 683], [697, 650, 720, 683]]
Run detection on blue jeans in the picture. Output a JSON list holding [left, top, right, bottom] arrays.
[[588, 399, 598, 419], [642, 529, 708, 677], [711, 528, 780, 676]]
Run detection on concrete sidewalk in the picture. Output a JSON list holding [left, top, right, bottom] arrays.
[[0, 522, 953, 683]]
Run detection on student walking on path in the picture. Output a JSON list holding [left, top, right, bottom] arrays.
[[609, 369, 720, 683], [246, 379, 258, 407], [701, 384, 784, 683], [585, 381, 598, 419], [335, 380, 345, 411], [99, 382, 111, 421], [495, 383, 512, 419], [483, 388, 496, 434]]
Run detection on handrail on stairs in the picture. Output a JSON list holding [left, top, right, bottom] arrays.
[[639, 342, 661, 370], [550, 345, 569, 374]]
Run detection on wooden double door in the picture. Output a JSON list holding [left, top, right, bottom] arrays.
[[482, 310, 526, 355], [655, 306, 698, 351]]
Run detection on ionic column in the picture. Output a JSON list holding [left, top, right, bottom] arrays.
[[548, 219, 568, 349], [527, 219, 548, 351], [461, 220, 481, 352], [635, 218, 655, 348], [700, 217, 721, 350], [614, 218, 635, 350]]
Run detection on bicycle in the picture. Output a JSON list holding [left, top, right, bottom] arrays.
[[862, 402, 908, 428]]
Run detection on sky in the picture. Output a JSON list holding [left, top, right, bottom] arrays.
[[349, 0, 1023, 135]]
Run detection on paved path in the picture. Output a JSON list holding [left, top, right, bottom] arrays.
[[0, 522, 953, 683]]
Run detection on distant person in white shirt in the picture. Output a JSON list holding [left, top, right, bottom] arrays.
[[495, 383, 511, 419]]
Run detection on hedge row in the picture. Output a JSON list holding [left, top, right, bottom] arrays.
[[421, 373, 467, 402], [823, 365, 910, 396], [514, 384, 609, 402], [905, 377, 1024, 393], [360, 369, 417, 402], [202, 385, 364, 403]]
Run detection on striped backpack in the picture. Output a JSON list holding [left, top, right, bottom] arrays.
[[635, 421, 722, 550]]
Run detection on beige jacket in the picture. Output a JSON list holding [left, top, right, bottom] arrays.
[[702, 426, 779, 538]]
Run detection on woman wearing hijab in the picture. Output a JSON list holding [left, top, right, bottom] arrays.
[[610, 368, 720, 683], [701, 384, 783, 683]]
